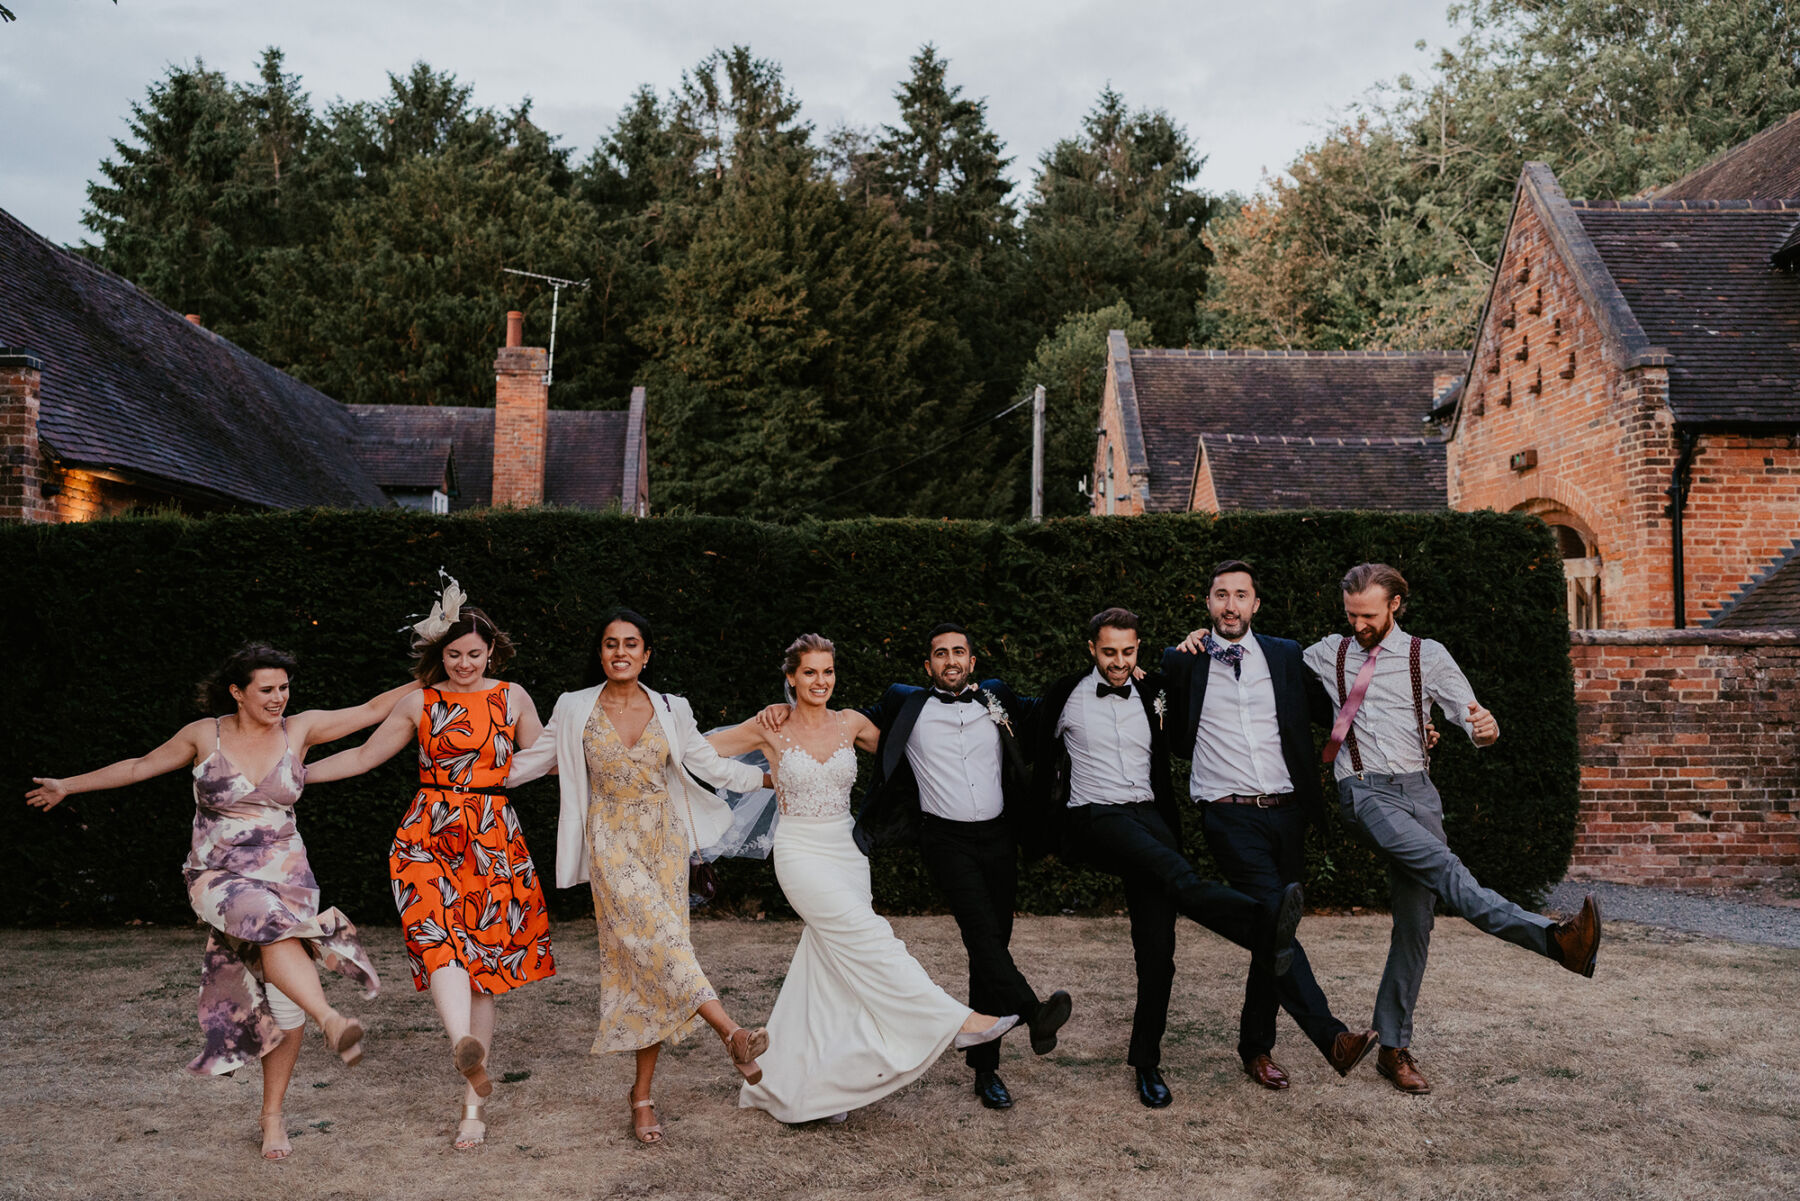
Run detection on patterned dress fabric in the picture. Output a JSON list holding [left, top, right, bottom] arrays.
[[583, 705, 718, 1053], [389, 685, 555, 994], [183, 719, 379, 1077], [740, 715, 969, 1123]]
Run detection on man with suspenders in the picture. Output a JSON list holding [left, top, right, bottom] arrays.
[[1305, 563, 1603, 1095]]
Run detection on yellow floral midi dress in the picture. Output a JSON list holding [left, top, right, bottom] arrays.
[[583, 704, 717, 1053]]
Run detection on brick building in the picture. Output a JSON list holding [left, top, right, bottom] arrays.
[[0, 206, 647, 522]]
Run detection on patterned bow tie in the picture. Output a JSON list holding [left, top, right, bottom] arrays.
[[932, 688, 980, 704], [1203, 633, 1246, 679], [1095, 682, 1132, 700]]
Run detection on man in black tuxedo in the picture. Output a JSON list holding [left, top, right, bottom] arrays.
[[1029, 606, 1303, 1109], [1162, 561, 1379, 1091], [762, 623, 1071, 1110]]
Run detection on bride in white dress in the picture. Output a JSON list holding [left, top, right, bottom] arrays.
[[706, 634, 1017, 1124]]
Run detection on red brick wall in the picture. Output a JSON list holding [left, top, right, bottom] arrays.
[[1570, 631, 1800, 888], [1, 361, 55, 523], [1448, 190, 1800, 627], [492, 346, 548, 507]]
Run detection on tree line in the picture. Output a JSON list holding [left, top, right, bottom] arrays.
[[79, 3, 1800, 518]]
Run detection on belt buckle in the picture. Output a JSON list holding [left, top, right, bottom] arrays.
[[1254, 794, 1276, 808]]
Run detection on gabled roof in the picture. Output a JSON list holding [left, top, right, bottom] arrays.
[[1123, 348, 1464, 512], [0, 206, 388, 510], [347, 405, 638, 511], [1711, 541, 1800, 629], [1654, 111, 1800, 201], [1198, 434, 1446, 512], [350, 437, 455, 492]]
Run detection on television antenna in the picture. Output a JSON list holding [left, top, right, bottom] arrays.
[[502, 267, 590, 387]]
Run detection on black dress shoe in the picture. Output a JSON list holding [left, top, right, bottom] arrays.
[[973, 1070, 1014, 1110], [1135, 1066, 1172, 1109], [1029, 989, 1072, 1055]]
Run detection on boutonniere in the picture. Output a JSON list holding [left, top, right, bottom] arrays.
[[1153, 690, 1168, 729], [978, 688, 1014, 736]]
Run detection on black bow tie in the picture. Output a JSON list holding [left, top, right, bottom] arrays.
[[1095, 682, 1132, 700], [932, 688, 980, 704]]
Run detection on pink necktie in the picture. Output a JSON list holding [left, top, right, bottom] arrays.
[[1322, 645, 1381, 765]]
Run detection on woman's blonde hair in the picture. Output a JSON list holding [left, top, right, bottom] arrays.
[[781, 633, 836, 676]]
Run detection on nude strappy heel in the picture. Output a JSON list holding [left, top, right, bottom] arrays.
[[322, 1012, 365, 1067], [454, 1101, 485, 1150], [259, 1111, 292, 1160], [453, 1035, 492, 1097], [722, 1024, 769, 1084], [629, 1093, 664, 1145]]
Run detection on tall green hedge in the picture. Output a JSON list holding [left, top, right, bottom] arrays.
[[4, 509, 1578, 926]]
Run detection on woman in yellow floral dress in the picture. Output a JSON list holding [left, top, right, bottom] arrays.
[[509, 609, 769, 1145], [309, 580, 552, 1151]]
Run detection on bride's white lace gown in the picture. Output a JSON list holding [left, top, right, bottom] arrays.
[[738, 712, 971, 1123]]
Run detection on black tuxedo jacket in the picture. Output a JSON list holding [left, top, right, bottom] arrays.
[[1158, 634, 1332, 817], [851, 679, 1036, 856], [1025, 670, 1181, 854]]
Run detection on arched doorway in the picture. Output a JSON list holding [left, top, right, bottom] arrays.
[[1515, 500, 1603, 629]]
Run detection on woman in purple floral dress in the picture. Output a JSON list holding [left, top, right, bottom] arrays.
[[29, 644, 417, 1160]]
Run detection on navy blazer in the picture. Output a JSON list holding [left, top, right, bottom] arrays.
[[1159, 634, 1332, 816], [1025, 670, 1181, 855], [851, 679, 1036, 856]]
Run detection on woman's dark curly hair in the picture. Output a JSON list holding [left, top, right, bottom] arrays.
[[196, 643, 298, 714]]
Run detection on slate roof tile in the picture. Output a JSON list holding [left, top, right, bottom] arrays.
[[1711, 542, 1800, 629], [1654, 112, 1800, 201], [1201, 434, 1447, 512], [1129, 350, 1463, 512], [0, 206, 388, 510], [346, 406, 630, 511]]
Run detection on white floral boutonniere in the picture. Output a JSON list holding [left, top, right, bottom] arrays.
[[1153, 690, 1168, 730], [979, 689, 1014, 736]]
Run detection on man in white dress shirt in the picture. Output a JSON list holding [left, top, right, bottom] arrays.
[[1305, 562, 1603, 1095], [1029, 607, 1303, 1109], [1163, 561, 1380, 1091]]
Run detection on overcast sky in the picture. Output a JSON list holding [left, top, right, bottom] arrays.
[[1, 0, 1460, 248]]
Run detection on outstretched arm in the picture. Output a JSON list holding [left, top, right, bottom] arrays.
[[705, 719, 776, 761], [28, 721, 209, 810], [511, 685, 545, 750], [303, 692, 422, 784], [844, 710, 880, 754], [291, 680, 423, 751]]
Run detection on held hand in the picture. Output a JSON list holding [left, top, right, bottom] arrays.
[[754, 703, 794, 733], [1131, 665, 1147, 681], [1176, 627, 1207, 655], [1468, 701, 1499, 747], [26, 778, 68, 810]]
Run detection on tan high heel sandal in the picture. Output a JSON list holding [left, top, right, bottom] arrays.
[[258, 1112, 292, 1161], [321, 1012, 365, 1067], [723, 1025, 769, 1085], [454, 1101, 486, 1150], [629, 1093, 664, 1145], [453, 1035, 492, 1098]]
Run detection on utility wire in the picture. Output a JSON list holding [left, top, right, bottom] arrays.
[[809, 395, 1033, 507], [831, 392, 1037, 467]]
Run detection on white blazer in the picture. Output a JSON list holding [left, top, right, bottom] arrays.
[[508, 682, 765, 890]]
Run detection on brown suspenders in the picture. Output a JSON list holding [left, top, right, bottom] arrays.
[[1334, 635, 1430, 775]]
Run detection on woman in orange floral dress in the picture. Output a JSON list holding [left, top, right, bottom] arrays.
[[309, 580, 553, 1150]]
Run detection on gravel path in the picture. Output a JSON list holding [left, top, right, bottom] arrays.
[[1549, 879, 1800, 949]]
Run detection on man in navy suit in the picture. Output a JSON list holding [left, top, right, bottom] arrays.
[[1163, 561, 1379, 1091], [763, 623, 1071, 1110], [1030, 606, 1303, 1109]]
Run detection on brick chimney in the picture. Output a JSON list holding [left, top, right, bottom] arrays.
[[0, 351, 55, 523], [492, 310, 548, 507]]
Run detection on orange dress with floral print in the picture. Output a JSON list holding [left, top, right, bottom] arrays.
[[389, 684, 555, 993]]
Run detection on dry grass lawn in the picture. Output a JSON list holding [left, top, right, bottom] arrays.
[[2, 913, 1795, 1201]]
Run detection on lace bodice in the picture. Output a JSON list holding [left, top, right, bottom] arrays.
[[774, 716, 857, 818]]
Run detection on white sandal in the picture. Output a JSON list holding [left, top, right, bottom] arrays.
[[454, 1101, 485, 1150]]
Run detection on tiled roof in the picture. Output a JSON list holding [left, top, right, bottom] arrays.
[[347, 405, 632, 510], [1128, 349, 1464, 512], [350, 438, 454, 491], [1711, 541, 1800, 629], [1654, 111, 1800, 201], [0, 206, 388, 510], [1571, 205, 1800, 427], [1200, 434, 1447, 512]]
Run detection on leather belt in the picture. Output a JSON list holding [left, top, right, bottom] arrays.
[[1210, 792, 1296, 808]]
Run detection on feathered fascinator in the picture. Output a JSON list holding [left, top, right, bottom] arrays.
[[407, 568, 468, 642]]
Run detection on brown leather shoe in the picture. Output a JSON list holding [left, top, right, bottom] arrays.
[[1327, 1027, 1379, 1077], [1548, 894, 1603, 978], [1242, 1054, 1289, 1090], [1376, 1045, 1431, 1095]]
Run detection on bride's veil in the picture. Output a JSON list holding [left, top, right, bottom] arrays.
[[696, 734, 779, 863]]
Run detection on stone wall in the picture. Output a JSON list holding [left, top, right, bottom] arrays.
[[1569, 629, 1800, 888]]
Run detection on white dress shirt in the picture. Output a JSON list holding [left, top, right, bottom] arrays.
[[1055, 668, 1155, 807], [1190, 633, 1295, 802], [905, 687, 1006, 822], [1302, 623, 1480, 781]]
